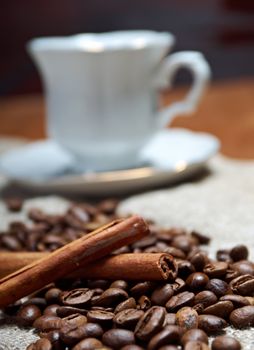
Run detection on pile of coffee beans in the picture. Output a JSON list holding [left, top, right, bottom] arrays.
[[1, 198, 254, 350]]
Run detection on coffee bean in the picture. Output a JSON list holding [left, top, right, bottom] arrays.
[[132, 235, 157, 249], [56, 306, 87, 317], [216, 250, 232, 263], [138, 295, 151, 310], [94, 288, 128, 307], [45, 288, 62, 303], [114, 309, 144, 329], [60, 322, 103, 345], [163, 247, 186, 259], [157, 347, 179, 350], [205, 279, 229, 296], [175, 307, 198, 330], [102, 329, 135, 349], [186, 273, 209, 291], [87, 310, 114, 328], [220, 294, 250, 308], [194, 291, 217, 308], [177, 260, 195, 279], [229, 305, 254, 328], [164, 313, 176, 325], [230, 245, 248, 262], [212, 335, 241, 350], [191, 231, 210, 245], [193, 303, 205, 314], [245, 296, 254, 305], [40, 330, 62, 350], [135, 306, 166, 341], [30, 338, 52, 350], [0, 234, 23, 251], [151, 284, 174, 306], [130, 282, 155, 297], [6, 197, 23, 212], [115, 297, 137, 313], [61, 313, 87, 330], [23, 297, 47, 310], [181, 329, 208, 346], [166, 292, 195, 312], [229, 274, 254, 296], [43, 304, 59, 316], [232, 260, 254, 276], [60, 288, 94, 307], [203, 300, 234, 319], [198, 314, 227, 333], [171, 235, 197, 254], [147, 325, 183, 350], [190, 252, 208, 271], [110, 280, 129, 290], [203, 262, 228, 278], [17, 304, 42, 326], [86, 280, 110, 289], [72, 337, 103, 350], [121, 346, 144, 350], [184, 341, 209, 350], [172, 278, 186, 293], [33, 315, 62, 332]]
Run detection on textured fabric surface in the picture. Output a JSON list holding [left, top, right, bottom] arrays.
[[1, 155, 254, 349]]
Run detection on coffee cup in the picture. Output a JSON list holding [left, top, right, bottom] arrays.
[[28, 30, 210, 171]]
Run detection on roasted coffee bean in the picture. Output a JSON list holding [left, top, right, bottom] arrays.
[[87, 310, 114, 327], [56, 306, 87, 317], [211, 335, 241, 350], [86, 280, 110, 289], [60, 288, 94, 307], [166, 292, 195, 312], [60, 322, 103, 345], [33, 315, 62, 332], [43, 304, 59, 316], [115, 297, 137, 313], [164, 246, 186, 259], [203, 300, 234, 319], [194, 290, 217, 308], [138, 295, 151, 310], [94, 288, 128, 307], [121, 346, 144, 350], [114, 309, 144, 329], [61, 313, 87, 330], [17, 304, 42, 326], [90, 306, 114, 312], [181, 329, 208, 346], [193, 303, 205, 314], [147, 325, 183, 350], [216, 250, 232, 263], [157, 346, 179, 350], [23, 297, 47, 310], [229, 305, 254, 328], [6, 197, 23, 212], [198, 314, 227, 334], [203, 261, 228, 278], [191, 231, 210, 245], [172, 278, 186, 293], [230, 245, 248, 262], [184, 341, 209, 350], [175, 307, 198, 330], [229, 274, 254, 296], [130, 282, 155, 297], [225, 268, 240, 282], [220, 294, 250, 308], [135, 306, 166, 341], [0, 234, 23, 251], [190, 252, 208, 271], [245, 296, 254, 305], [102, 329, 135, 349], [151, 284, 174, 306], [45, 288, 62, 303], [72, 337, 103, 350], [164, 313, 176, 325], [177, 260, 195, 279], [171, 235, 197, 254], [232, 260, 254, 276], [132, 235, 157, 249], [29, 338, 52, 350], [110, 280, 129, 290], [186, 273, 209, 291], [205, 279, 229, 296]]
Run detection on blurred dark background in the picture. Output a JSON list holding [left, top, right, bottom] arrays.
[[1, 0, 254, 96]]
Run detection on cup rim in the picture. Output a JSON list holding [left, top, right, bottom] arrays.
[[27, 30, 175, 53]]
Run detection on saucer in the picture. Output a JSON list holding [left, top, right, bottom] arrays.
[[0, 129, 219, 195]]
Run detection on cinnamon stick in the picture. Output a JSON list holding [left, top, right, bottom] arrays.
[[0, 215, 149, 307], [0, 252, 177, 281]]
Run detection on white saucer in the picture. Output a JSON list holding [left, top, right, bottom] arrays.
[[0, 129, 219, 195]]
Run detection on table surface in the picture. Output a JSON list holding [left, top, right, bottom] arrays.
[[0, 78, 254, 159]]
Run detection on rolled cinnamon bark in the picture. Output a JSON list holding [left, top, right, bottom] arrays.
[[0, 215, 149, 307], [0, 252, 177, 281]]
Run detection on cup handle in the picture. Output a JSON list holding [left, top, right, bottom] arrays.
[[156, 51, 211, 128]]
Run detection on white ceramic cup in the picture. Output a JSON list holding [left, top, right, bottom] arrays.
[[28, 30, 211, 171]]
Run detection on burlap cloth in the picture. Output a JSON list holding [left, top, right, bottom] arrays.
[[0, 155, 254, 349]]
